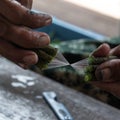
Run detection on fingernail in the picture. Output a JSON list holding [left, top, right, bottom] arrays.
[[95, 68, 111, 82], [38, 35, 50, 46], [0, 23, 6, 36], [39, 13, 52, 25], [29, 10, 52, 22], [45, 18, 52, 25], [22, 54, 38, 66], [90, 43, 110, 57], [32, 32, 50, 47]]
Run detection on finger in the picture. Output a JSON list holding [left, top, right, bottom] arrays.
[[1, 20, 50, 48], [0, 39, 38, 68], [17, 0, 33, 9], [0, 22, 7, 36], [91, 43, 110, 57], [0, 0, 52, 28], [91, 81, 120, 98], [110, 45, 120, 57], [95, 59, 120, 82]]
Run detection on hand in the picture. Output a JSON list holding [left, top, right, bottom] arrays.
[[91, 43, 120, 98], [0, 0, 52, 68]]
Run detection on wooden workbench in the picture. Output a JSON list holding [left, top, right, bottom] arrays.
[[0, 57, 120, 120]]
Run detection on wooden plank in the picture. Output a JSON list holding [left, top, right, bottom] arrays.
[[0, 87, 57, 120], [0, 57, 120, 120]]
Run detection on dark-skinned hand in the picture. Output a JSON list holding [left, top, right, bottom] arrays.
[[0, 0, 52, 69], [91, 43, 120, 98]]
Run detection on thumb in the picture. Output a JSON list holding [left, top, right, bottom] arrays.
[[91, 43, 110, 57]]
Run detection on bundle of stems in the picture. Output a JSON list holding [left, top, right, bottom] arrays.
[[84, 56, 118, 82], [33, 46, 58, 70]]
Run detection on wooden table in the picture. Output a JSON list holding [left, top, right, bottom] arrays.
[[0, 57, 120, 120]]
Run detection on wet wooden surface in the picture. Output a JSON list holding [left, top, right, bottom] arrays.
[[33, 0, 120, 37], [0, 57, 120, 120]]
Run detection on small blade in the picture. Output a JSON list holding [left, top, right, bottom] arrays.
[[71, 58, 88, 71], [47, 52, 70, 69]]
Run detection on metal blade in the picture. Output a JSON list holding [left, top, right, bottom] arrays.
[[71, 56, 119, 70], [47, 52, 70, 69], [43, 91, 74, 120], [71, 58, 89, 71], [71, 56, 118, 71]]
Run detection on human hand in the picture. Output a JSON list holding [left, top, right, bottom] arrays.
[[0, 0, 52, 69], [91, 43, 120, 98]]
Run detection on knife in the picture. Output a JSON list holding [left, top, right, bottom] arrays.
[[42, 91, 74, 120], [45, 52, 70, 69], [47, 53, 118, 71], [71, 55, 118, 71]]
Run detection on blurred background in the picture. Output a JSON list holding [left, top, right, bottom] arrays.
[[33, 0, 120, 38]]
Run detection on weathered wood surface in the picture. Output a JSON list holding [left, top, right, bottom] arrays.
[[0, 57, 120, 120]]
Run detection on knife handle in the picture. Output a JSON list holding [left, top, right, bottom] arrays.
[[43, 91, 74, 120]]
